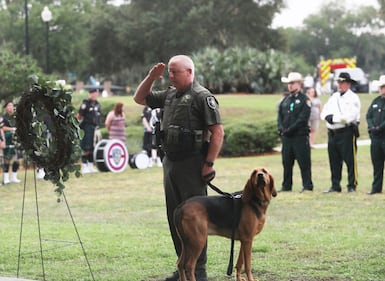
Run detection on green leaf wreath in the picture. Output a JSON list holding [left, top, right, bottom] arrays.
[[15, 75, 82, 195]]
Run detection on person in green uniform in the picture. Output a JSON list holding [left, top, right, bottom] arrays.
[[2, 101, 22, 184], [321, 72, 361, 193], [133, 55, 224, 281], [366, 75, 385, 195], [277, 72, 313, 192]]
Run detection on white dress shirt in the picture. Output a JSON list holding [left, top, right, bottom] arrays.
[[320, 89, 361, 130]]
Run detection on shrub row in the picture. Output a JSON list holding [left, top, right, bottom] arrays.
[[192, 47, 293, 94], [99, 120, 278, 157], [221, 120, 278, 157]]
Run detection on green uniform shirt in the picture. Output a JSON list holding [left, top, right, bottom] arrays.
[[366, 96, 385, 133], [146, 81, 221, 154], [278, 92, 311, 135]]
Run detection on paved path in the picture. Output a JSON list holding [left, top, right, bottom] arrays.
[[0, 278, 40, 281], [274, 139, 371, 152]]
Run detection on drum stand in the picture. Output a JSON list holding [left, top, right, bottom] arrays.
[[16, 163, 95, 281]]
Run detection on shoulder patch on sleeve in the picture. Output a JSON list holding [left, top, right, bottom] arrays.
[[206, 96, 217, 110], [81, 103, 87, 110], [306, 100, 312, 107]]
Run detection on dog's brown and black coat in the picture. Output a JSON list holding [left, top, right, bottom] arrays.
[[174, 168, 277, 281]]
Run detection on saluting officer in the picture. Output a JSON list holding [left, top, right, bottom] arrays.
[[278, 72, 313, 193], [321, 72, 361, 193], [366, 75, 385, 195], [133, 55, 224, 281], [77, 88, 102, 174]]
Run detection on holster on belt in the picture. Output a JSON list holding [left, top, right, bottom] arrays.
[[162, 125, 204, 161]]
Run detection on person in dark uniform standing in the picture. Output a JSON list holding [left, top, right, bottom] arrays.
[[321, 72, 361, 193], [2, 101, 22, 184], [366, 75, 385, 195], [277, 72, 313, 192], [77, 89, 102, 174], [133, 55, 224, 281]]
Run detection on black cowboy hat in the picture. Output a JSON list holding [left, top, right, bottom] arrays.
[[88, 88, 99, 94], [337, 72, 357, 84]]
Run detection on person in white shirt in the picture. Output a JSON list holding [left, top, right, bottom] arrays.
[[321, 72, 361, 193]]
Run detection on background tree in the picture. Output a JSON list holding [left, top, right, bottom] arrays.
[[1, 0, 384, 95], [0, 49, 42, 100], [89, 0, 285, 72], [380, 0, 385, 19], [0, 0, 98, 80], [287, 3, 385, 77]]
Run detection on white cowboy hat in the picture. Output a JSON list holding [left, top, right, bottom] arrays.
[[379, 75, 385, 87], [281, 72, 303, 83]]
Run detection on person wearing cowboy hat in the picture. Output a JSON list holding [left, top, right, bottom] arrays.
[[321, 72, 361, 193], [277, 72, 314, 193], [366, 75, 385, 195]]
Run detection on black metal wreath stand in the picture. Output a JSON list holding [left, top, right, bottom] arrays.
[[17, 164, 96, 281]]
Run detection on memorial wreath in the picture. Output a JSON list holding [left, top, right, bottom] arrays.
[[15, 75, 82, 195]]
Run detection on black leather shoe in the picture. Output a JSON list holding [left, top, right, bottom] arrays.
[[347, 188, 356, 193], [323, 188, 341, 193], [164, 271, 179, 281], [367, 191, 382, 195], [300, 188, 313, 193]]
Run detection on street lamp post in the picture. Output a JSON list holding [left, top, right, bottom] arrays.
[[24, 0, 29, 55], [41, 6, 52, 73]]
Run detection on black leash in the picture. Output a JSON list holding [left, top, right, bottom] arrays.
[[207, 180, 233, 197], [207, 181, 241, 276]]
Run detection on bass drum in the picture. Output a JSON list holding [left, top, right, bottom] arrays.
[[129, 151, 149, 169], [93, 139, 129, 173]]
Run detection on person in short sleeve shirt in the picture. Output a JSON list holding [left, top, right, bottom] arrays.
[[133, 55, 224, 281]]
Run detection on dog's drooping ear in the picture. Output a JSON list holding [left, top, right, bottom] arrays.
[[270, 173, 277, 197]]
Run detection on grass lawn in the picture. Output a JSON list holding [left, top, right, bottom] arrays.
[[1, 93, 384, 281], [1, 144, 384, 281]]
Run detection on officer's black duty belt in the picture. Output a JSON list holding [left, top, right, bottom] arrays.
[[328, 127, 349, 134]]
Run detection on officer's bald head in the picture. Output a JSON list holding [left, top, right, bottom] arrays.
[[168, 55, 195, 91], [168, 55, 195, 79]]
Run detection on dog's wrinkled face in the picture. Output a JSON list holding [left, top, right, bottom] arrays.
[[249, 168, 277, 202]]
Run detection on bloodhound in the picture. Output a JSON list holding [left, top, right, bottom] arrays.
[[174, 168, 276, 281]]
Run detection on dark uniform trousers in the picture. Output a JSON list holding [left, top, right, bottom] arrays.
[[370, 136, 385, 193], [80, 124, 96, 152], [327, 128, 358, 190], [163, 153, 207, 271], [281, 134, 313, 190]]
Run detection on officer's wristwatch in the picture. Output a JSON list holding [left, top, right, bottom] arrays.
[[204, 160, 214, 167]]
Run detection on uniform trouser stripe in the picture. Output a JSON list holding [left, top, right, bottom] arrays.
[[352, 135, 358, 188]]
